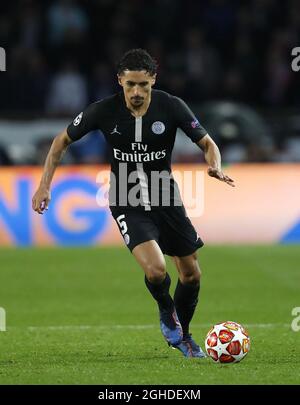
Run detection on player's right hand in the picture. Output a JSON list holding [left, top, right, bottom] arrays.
[[32, 187, 51, 214]]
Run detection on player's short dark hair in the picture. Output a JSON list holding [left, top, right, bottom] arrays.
[[117, 49, 158, 76]]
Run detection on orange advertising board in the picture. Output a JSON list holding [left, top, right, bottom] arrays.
[[0, 164, 299, 246]]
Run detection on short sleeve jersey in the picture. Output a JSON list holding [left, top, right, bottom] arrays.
[[67, 89, 207, 210]]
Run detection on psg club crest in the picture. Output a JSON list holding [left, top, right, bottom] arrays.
[[151, 121, 165, 135]]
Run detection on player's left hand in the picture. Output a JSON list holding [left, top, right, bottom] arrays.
[[207, 167, 235, 187]]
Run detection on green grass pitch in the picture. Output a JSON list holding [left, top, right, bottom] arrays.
[[0, 245, 299, 385]]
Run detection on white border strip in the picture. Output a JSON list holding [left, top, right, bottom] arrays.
[[135, 116, 151, 211], [6, 323, 291, 332]]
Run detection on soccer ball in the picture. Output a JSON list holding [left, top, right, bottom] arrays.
[[205, 321, 250, 363]]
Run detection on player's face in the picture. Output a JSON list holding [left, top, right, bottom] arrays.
[[118, 70, 156, 109]]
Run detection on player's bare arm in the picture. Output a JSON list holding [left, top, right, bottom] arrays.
[[197, 134, 235, 187], [32, 129, 73, 214]]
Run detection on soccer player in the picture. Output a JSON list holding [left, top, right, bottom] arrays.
[[32, 49, 235, 358]]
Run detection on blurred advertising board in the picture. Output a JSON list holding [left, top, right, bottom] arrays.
[[0, 164, 299, 246]]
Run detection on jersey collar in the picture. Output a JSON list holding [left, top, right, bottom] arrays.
[[118, 90, 155, 119]]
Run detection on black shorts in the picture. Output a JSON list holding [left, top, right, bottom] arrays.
[[110, 206, 204, 257]]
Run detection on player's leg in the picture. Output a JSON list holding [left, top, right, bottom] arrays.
[[153, 205, 205, 357], [152, 206, 202, 337], [132, 240, 183, 345], [172, 251, 201, 339], [171, 251, 206, 358]]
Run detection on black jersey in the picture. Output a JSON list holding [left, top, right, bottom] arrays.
[[67, 89, 207, 210]]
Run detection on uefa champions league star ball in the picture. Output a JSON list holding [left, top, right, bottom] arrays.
[[205, 321, 250, 363]]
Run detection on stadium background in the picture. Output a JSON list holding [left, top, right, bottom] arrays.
[[0, 0, 300, 386], [0, 0, 300, 246]]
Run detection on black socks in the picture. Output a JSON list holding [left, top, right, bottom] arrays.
[[144, 273, 174, 312], [174, 279, 200, 338], [144, 273, 200, 338]]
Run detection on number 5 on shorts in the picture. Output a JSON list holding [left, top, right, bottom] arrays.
[[116, 214, 128, 235]]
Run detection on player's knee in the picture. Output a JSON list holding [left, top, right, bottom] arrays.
[[145, 262, 166, 284], [180, 253, 201, 285], [193, 267, 201, 284], [182, 269, 201, 285]]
